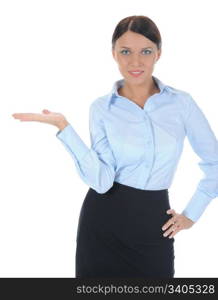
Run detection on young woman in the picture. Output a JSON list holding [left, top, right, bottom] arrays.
[[12, 15, 218, 278]]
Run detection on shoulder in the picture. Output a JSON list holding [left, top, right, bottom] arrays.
[[165, 84, 200, 122], [88, 94, 110, 123], [166, 84, 191, 99], [89, 93, 110, 112], [166, 84, 196, 109]]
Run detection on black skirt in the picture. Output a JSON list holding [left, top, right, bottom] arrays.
[[75, 181, 175, 278]]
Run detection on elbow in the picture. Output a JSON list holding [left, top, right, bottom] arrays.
[[93, 170, 115, 194], [94, 180, 114, 194], [95, 186, 112, 194]]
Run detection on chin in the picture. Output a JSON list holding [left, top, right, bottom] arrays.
[[124, 74, 148, 84]]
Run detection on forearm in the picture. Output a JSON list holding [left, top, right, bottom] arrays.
[[56, 124, 116, 193]]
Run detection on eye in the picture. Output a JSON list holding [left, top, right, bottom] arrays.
[[120, 49, 152, 55], [120, 49, 130, 55], [142, 49, 152, 55]]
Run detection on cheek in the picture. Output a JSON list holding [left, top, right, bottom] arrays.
[[143, 57, 155, 65], [118, 58, 128, 67], [116, 55, 128, 65], [118, 63, 128, 74]]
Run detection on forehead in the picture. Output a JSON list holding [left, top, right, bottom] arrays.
[[115, 31, 155, 48]]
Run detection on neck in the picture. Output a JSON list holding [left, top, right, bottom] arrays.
[[119, 76, 159, 100]]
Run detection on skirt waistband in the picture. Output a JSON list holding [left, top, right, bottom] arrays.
[[108, 181, 168, 196]]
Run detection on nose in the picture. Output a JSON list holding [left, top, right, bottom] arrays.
[[129, 53, 143, 67]]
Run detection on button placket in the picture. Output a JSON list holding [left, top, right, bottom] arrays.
[[143, 113, 155, 187]]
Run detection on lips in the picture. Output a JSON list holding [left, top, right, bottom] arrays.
[[129, 70, 144, 72], [128, 70, 144, 77]]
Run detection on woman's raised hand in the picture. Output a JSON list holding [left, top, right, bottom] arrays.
[[12, 109, 69, 131]]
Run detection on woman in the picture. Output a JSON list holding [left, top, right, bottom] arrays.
[[12, 15, 218, 278]]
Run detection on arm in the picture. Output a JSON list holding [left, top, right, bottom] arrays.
[[56, 102, 116, 193], [181, 94, 218, 222]]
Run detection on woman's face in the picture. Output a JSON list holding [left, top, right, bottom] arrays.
[[112, 30, 161, 84]]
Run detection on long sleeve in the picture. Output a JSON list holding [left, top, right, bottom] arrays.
[[181, 95, 218, 222], [56, 102, 116, 193]]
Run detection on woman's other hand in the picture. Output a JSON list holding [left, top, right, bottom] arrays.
[[161, 209, 195, 239], [12, 109, 69, 131]]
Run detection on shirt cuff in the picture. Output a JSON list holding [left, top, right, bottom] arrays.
[[56, 124, 89, 161], [181, 189, 213, 222]]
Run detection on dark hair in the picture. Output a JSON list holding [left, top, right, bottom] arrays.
[[112, 15, 162, 50]]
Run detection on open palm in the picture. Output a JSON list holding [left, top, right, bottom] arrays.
[[12, 109, 69, 129]]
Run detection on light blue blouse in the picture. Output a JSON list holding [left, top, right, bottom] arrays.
[[56, 76, 218, 222]]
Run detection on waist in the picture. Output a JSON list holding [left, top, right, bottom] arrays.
[[88, 181, 169, 209], [108, 181, 168, 197]]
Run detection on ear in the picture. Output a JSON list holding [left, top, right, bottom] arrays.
[[112, 48, 116, 60], [156, 48, 162, 62]]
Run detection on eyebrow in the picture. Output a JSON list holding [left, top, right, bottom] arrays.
[[120, 46, 153, 49]]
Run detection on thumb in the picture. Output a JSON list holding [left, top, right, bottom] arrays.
[[42, 109, 51, 114], [166, 209, 175, 214]]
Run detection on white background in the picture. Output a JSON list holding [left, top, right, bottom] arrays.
[[0, 0, 217, 277]]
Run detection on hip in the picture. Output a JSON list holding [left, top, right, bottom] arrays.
[[77, 181, 174, 243]]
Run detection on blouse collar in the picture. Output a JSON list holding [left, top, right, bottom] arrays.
[[106, 75, 168, 110]]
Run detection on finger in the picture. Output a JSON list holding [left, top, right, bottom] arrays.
[[163, 224, 179, 238], [168, 227, 180, 239], [12, 113, 49, 123], [162, 209, 177, 230], [162, 216, 177, 231], [166, 209, 176, 216], [12, 113, 40, 121]]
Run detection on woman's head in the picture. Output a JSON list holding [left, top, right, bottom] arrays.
[[111, 15, 162, 84]]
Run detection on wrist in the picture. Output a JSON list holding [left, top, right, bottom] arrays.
[[57, 120, 69, 131]]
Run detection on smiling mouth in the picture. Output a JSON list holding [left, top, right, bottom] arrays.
[[128, 71, 144, 77]]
